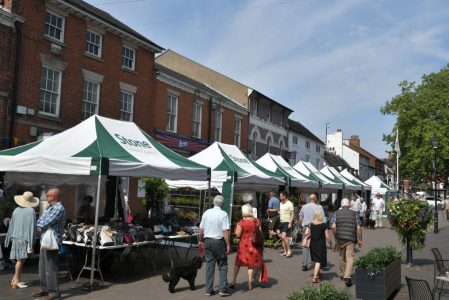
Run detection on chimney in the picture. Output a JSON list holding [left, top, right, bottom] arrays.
[[349, 135, 360, 147], [336, 128, 342, 132]]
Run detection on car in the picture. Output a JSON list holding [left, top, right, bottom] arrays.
[[425, 196, 443, 210]]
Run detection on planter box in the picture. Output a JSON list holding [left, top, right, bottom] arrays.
[[355, 259, 401, 300]]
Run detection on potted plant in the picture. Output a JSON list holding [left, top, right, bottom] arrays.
[[388, 198, 432, 264], [355, 246, 403, 300], [288, 282, 350, 300]]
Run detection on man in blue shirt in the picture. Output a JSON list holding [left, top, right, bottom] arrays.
[[33, 188, 66, 300], [267, 191, 280, 238]]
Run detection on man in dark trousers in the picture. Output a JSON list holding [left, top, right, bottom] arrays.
[[331, 198, 362, 287], [198, 195, 231, 296]]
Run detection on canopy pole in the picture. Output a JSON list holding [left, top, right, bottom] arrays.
[[90, 171, 102, 287], [206, 168, 211, 215]]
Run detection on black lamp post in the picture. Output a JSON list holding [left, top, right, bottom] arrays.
[[431, 135, 439, 234]]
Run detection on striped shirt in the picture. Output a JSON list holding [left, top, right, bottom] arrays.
[[37, 202, 66, 246]]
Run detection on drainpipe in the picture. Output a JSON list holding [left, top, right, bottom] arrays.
[[8, 20, 22, 148], [208, 97, 212, 143]]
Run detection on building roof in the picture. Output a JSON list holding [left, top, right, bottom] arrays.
[[288, 119, 324, 145], [249, 90, 293, 113], [324, 150, 352, 170], [60, 0, 164, 52]]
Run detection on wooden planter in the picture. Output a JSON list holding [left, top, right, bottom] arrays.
[[355, 259, 401, 300]]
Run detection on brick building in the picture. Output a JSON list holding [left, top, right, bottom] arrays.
[[153, 63, 248, 156], [0, 0, 163, 148]]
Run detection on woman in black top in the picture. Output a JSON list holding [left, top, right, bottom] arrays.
[[304, 209, 332, 283]]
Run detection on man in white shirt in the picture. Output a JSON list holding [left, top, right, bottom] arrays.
[[350, 194, 361, 213], [371, 193, 385, 228], [198, 195, 231, 296]]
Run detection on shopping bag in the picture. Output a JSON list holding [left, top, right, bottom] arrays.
[[258, 263, 269, 283], [40, 228, 59, 250]]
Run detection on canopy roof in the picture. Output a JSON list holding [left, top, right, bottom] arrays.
[[188, 142, 285, 189], [293, 161, 343, 191], [256, 153, 318, 190], [339, 169, 371, 190], [364, 175, 394, 195], [320, 166, 360, 191], [0, 115, 209, 180]]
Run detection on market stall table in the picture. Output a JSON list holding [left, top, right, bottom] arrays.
[[63, 240, 158, 284]]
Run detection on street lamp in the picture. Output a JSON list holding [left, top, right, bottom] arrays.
[[325, 123, 330, 149], [431, 135, 439, 234]]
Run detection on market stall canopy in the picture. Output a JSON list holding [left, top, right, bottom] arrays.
[[188, 142, 285, 190], [293, 161, 343, 191], [364, 175, 394, 195], [0, 115, 209, 180], [320, 166, 360, 191], [339, 169, 372, 190], [256, 153, 318, 190]]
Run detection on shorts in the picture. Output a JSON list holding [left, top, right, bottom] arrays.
[[268, 215, 280, 231], [279, 222, 290, 233]]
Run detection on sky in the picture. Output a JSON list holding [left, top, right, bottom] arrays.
[[86, 0, 449, 158]]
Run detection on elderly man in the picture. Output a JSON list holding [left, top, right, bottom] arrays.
[[33, 188, 66, 300], [332, 198, 362, 287], [299, 193, 324, 271], [198, 195, 231, 296], [371, 192, 385, 228]]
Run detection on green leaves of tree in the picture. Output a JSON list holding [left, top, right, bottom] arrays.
[[381, 65, 449, 183]]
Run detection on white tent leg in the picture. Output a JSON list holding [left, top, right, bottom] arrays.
[[90, 173, 102, 287]]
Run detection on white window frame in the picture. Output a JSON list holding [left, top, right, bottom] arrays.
[[82, 80, 100, 119], [120, 90, 134, 121], [192, 102, 202, 138], [234, 118, 241, 148], [86, 30, 102, 58], [167, 94, 178, 132], [316, 158, 320, 168], [214, 111, 222, 142], [293, 135, 298, 145], [122, 45, 135, 70], [306, 140, 311, 149], [316, 145, 321, 153], [39, 65, 61, 117], [44, 10, 65, 42], [305, 154, 310, 162]]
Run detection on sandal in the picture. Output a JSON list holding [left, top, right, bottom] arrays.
[[285, 252, 292, 258], [312, 277, 320, 283]]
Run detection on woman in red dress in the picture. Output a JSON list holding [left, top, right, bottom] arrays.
[[230, 204, 263, 290]]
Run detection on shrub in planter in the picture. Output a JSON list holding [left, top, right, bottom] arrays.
[[288, 283, 350, 300], [354, 246, 403, 300]]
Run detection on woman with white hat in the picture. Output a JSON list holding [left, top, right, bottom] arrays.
[[4, 191, 39, 288]]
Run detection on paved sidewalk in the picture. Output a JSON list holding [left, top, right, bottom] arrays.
[[1, 213, 449, 300]]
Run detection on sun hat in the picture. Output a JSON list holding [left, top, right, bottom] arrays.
[[14, 191, 40, 208]]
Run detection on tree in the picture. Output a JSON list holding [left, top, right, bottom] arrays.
[[140, 177, 169, 217], [381, 64, 449, 186]]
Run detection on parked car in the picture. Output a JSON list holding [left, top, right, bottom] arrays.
[[425, 196, 443, 209]]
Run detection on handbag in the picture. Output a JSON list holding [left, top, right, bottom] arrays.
[[258, 263, 269, 283], [123, 232, 134, 245], [41, 228, 59, 250], [252, 219, 264, 248]]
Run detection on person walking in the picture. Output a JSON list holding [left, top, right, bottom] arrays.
[[32, 188, 66, 300], [331, 198, 362, 287], [359, 198, 367, 226], [305, 209, 332, 283], [230, 204, 263, 290], [267, 191, 280, 239], [371, 192, 385, 228], [198, 195, 231, 296], [4, 191, 39, 289], [299, 193, 324, 271], [279, 191, 294, 258]]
